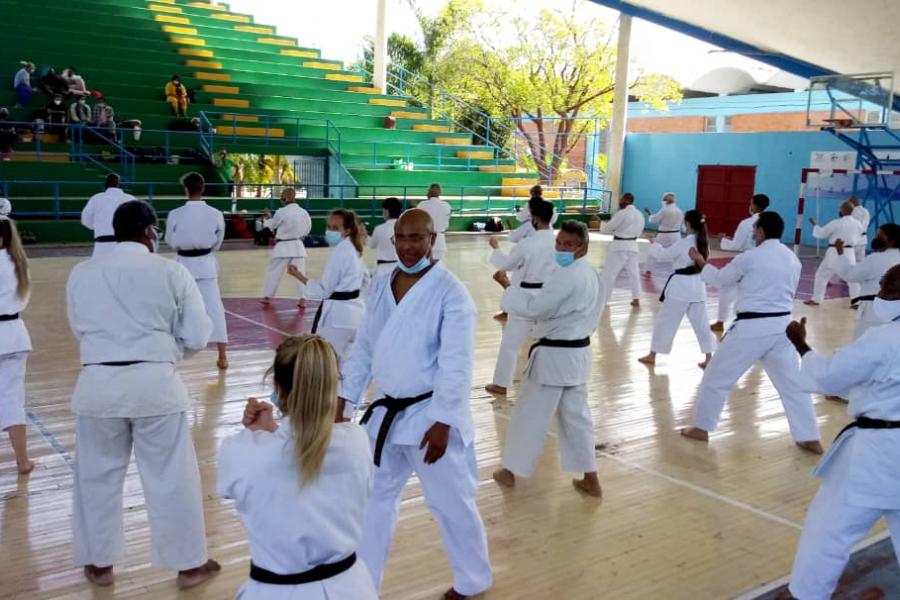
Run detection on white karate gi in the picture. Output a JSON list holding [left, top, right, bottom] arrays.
[[418, 197, 452, 261], [691, 239, 819, 442], [217, 423, 377, 600], [499, 257, 606, 477], [165, 200, 227, 344], [645, 202, 683, 273], [647, 236, 716, 355], [716, 213, 759, 322], [851, 203, 871, 264], [789, 319, 900, 600], [307, 238, 367, 362], [367, 218, 397, 278], [835, 248, 900, 339], [263, 203, 312, 300], [600, 204, 645, 301], [67, 242, 213, 571], [488, 228, 557, 388], [0, 248, 31, 430], [0, 197, 11, 216], [80, 187, 136, 258], [339, 263, 492, 596], [811, 215, 865, 303]]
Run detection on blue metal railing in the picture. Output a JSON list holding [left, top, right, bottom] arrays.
[[198, 111, 343, 157]]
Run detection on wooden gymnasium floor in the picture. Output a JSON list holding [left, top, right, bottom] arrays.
[[0, 235, 877, 599]]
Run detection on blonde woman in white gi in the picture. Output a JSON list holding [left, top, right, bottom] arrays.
[[0, 216, 34, 474], [218, 335, 376, 599], [639, 209, 716, 369], [367, 197, 401, 278]]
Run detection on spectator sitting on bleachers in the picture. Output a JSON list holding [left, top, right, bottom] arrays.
[[0, 108, 16, 159], [68, 97, 91, 124], [13, 62, 35, 107], [44, 94, 68, 139], [165, 75, 189, 117], [91, 96, 116, 141], [38, 67, 68, 97], [61, 67, 89, 98]]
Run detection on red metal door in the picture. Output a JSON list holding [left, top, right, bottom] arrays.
[[695, 165, 757, 236]]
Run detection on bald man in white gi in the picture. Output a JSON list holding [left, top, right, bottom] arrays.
[[165, 172, 228, 369], [849, 195, 871, 264], [601, 192, 645, 307], [681, 212, 822, 454], [805, 201, 865, 306], [261, 188, 312, 307], [643, 192, 683, 274], [786, 264, 900, 600], [80, 173, 136, 258], [67, 200, 219, 589], [338, 209, 492, 600]]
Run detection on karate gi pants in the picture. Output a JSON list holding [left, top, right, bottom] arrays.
[[72, 412, 208, 571], [789, 443, 900, 600], [0, 352, 27, 430], [262, 257, 306, 300], [196, 277, 228, 344], [234, 560, 378, 600], [692, 331, 819, 441], [359, 434, 492, 596], [602, 250, 641, 301], [854, 237, 867, 264], [502, 378, 597, 477], [650, 299, 716, 355], [812, 248, 855, 303], [716, 284, 737, 323], [491, 315, 534, 388]]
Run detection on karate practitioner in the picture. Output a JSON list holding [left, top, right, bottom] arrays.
[[601, 192, 645, 307], [849, 195, 871, 264], [507, 186, 556, 243], [485, 199, 557, 396], [67, 200, 219, 588], [0, 216, 33, 474], [710, 193, 769, 331], [417, 183, 452, 262], [785, 264, 900, 600], [0, 197, 11, 216], [367, 197, 400, 278], [217, 335, 377, 599], [80, 173, 136, 258], [805, 201, 865, 306], [165, 172, 228, 370], [338, 209, 492, 599], [681, 212, 823, 454], [643, 192, 683, 274], [834, 224, 900, 339], [638, 209, 716, 369], [492, 220, 606, 496], [287, 209, 367, 363], [261, 188, 312, 307]]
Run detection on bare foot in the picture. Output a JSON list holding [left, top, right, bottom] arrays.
[[297, 299, 307, 309], [443, 588, 469, 600], [710, 321, 725, 332], [680, 427, 709, 442], [493, 311, 508, 323], [803, 299, 820, 306], [216, 359, 228, 370], [698, 354, 712, 370], [492, 468, 515, 488], [485, 384, 507, 396], [637, 353, 656, 365], [17, 459, 35, 475], [572, 474, 602, 497], [259, 297, 271, 306], [630, 299, 640, 307], [825, 395, 848, 403], [796, 440, 824, 455], [176, 559, 221, 589], [84, 565, 114, 586], [850, 304, 859, 310]]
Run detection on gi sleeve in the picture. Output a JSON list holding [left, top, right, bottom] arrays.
[[800, 335, 881, 397], [80, 198, 95, 231], [427, 284, 476, 431], [174, 264, 213, 353], [213, 210, 226, 251], [489, 243, 525, 272], [701, 251, 747, 288], [298, 209, 312, 238], [501, 268, 569, 320]]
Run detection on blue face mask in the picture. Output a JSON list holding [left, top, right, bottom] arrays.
[[269, 390, 280, 410], [324, 230, 343, 247], [555, 251, 575, 267], [398, 255, 431, 274]]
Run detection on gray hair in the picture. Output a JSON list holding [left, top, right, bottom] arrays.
[[560, 219, 589, 246]]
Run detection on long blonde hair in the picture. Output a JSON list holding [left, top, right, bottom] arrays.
[[267, 335, 338, 484], [0, 217, 29, 299]]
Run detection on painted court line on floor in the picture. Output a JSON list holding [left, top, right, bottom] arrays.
[[223, 308, 294, 337], [26, 410, 74, 471]]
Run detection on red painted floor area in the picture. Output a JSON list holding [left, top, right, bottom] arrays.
[[222, 298, 320, 350]]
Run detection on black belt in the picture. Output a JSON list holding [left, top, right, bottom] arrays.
[[658, 229, 680, 234], [520, 281, 543, 289], [659, 265, 702, 302], [528, 336, 590, 358], [613, 236, 637, 241], [851, 294, 876, 305], [828, 244, 852, 248], [0, 313, 20, 321], [377, 259, 397, 265], [834, 416, 900, 442], [177, 248, 213, 257], [360, 391, 433, 466], [249, 553, 356, 585], [94, 235, 116, 243], [311, 289, 361, 333], [83, 360, 147, 367], [276, 238, 301, 243], [735, 311, 791, 320]]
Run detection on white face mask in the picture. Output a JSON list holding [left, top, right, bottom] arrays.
[[871, 297, 900, 323]]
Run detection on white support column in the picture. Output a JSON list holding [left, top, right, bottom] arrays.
[[606, 14, 632, 209], [373, 0, 388, 94]]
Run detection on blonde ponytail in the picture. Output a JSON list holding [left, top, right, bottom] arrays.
[[0, 217, 29, 299]]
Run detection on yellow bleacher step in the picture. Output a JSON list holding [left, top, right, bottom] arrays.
[[326, 73, 362, 82], [435, 137, 470, 145], [162, 25, 198, 35], [203, 84, 240, 94], [500, 177, 541, 197], [303, 61, 341, 71], [478, 165, 519, 173], [412, 124, 451, 133], [212, 98, 250, 108], [186, 59, 223, 69], [150, 0, 176, 3], [258, 37, 295, 46], [171, 36, 205, 46], [187, 2, 226, 10], [235, 25, 273, 35], [178, 47, 214, 58], [281, 49, 318, 58], [154, 14, 189, 24], [391, 111, 428, 120], [10, 151, 69, 163], [219, 114, 259, 123], [457, 150, 494, 160], [213, 13, 251, 23], [195, 71, 230, 82], [218, 126, 284, 138], [368, 98, 406, 107], [148, 3, 182, 14], [348, 86, 381, 94]]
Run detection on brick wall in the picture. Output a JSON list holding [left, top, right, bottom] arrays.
[[627, 116, 706, 133]]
